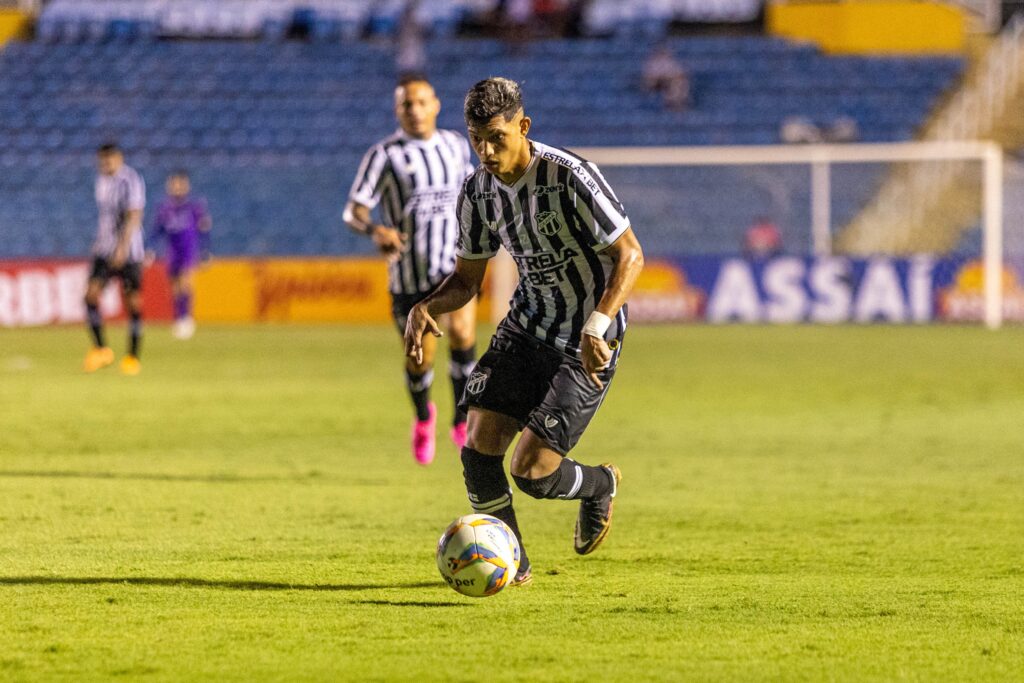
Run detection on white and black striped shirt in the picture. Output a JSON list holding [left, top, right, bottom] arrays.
[[93, 164, 146, 262], [457, 140, 631, 358], [350, 129, 474, 295]]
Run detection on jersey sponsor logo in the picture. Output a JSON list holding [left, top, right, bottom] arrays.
[[473, 190, 498, 201], [539, 151, 601, 196], [533, 183, 565, 196], [515, 246, 579, 287], [535, 210, 565, 237], [465, 367, 491, 395]]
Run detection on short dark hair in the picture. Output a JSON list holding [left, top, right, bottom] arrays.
[[398, 72, 430, 88], [464, 77, 523, 127], [97, 142, 120, 155]]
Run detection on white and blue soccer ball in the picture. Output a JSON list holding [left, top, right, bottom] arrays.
[[436, 514, 520, 598]]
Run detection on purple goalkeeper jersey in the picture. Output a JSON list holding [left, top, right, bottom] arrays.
[[151, 196, 210, 263]]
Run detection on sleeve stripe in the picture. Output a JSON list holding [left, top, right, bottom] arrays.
[[349, 145, 390, 207]]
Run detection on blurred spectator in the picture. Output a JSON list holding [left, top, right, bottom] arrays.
[[396, 0, 427, 78], [534, 0, 570, 36], [826, 116, 860, 143], [643, 45, 690, 111], [744, 216, 783, 259], [503, 0, 533, 43], [781, 115, 860, 144], [780, 116, 823, 144]]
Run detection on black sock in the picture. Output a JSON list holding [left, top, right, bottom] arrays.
[[461, 448, 531, 572], [128, 311, 142, 358], [449, 346, 476, 425], [86, 303, 105, 348], [513, 458, 613, 500], [406, 368, 433, 421]]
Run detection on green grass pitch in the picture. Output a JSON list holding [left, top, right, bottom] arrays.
[[1, 324, 1022, 681]]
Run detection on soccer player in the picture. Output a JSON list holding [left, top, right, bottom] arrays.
[[344, 75, 478, 466], [83, 143, 146, 376], [148, 170, 212, 340], [404, 78, 645, 584]]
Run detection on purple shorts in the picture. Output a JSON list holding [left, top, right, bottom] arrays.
[[167, 248, 199, 277]]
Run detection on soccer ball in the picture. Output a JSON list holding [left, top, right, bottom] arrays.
[[436, 514, 520, 598]]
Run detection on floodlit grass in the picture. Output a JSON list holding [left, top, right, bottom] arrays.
[[1, 324, 1022, 681]]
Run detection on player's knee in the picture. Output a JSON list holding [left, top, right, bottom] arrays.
[[511, 473, 558, 499], [405, 357, 432, 376]]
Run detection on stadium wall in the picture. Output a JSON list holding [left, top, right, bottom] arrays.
[[767, 1, 966, 53], [4, 256, 1022, 328]]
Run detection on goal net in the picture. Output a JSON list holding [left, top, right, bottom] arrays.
[[489, 141, 1017, 329]]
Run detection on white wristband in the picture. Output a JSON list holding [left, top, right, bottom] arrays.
[[583, 311, 612, 339]]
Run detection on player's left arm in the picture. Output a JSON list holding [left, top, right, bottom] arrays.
[[111, 209, 143, 269], [581, 227, 644, 387]]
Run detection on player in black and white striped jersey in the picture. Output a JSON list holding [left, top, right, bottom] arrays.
[[344, 75, 477, 466], [83, 142, 147, 376], [404, 78, 645, 585]]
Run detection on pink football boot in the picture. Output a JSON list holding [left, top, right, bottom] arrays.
[[450, 421, 468, 449], [412, 403, 437, 465]]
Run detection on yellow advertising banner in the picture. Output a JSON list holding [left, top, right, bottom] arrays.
[[193, 257, 500, 323], [194, 258, 391, 323]]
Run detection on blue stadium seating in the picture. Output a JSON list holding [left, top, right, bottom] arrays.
[[0, 36, 963, 258]]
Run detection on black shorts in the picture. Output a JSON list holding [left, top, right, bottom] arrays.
[[459, 319, 618, 455], [89, 257, 142, 294]]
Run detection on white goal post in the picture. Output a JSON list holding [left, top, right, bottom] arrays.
[[489, 141, 1005, 329]]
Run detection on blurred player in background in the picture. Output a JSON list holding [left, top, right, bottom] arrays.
[[405, 78, 645, 584], [83, 142, 146, 376], [344, 74, 477, 466], [148, 170, 212, 340]]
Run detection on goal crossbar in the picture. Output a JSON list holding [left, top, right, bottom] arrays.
[[571, 141, 1004, 329]]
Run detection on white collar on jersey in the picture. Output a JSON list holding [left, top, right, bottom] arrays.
[[395, 128, 442, 145]]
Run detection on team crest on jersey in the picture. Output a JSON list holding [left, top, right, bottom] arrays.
[[465, 368, 491, 395], [535, 210, 565, 236]]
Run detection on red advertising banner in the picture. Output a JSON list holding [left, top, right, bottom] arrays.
[[0, 259, 173, 328]]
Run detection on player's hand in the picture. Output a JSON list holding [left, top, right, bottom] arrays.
[[109, 246, 127, 269], [404, 303, 443, 364], [581, 334, 612, 389], [370, 226, 407, 260]]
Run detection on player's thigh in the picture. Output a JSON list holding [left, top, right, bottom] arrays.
[[85, 259, 109, 302], [525, 360, 616, 456], [445, 297, 477, 350], [460, 327, 549, 441], [465, 407, 521, 455]]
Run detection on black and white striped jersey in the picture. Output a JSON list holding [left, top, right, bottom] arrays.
[[93, 164, 146, 262], [349, 128, 474, 295], [457, 140, 631, 358]]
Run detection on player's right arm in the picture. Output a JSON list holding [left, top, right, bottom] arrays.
[[404, 256, 488, 363], [342, 200, 406, 258], [345, 144, 406, 259]]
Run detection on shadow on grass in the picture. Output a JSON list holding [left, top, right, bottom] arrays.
[[0, 576, 440, 592], [0, 470, 319, 484], [352, 599, 471, 608]]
